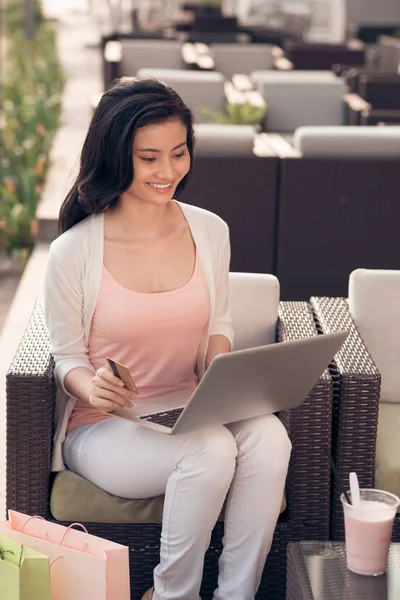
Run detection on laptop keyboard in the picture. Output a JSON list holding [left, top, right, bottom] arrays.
[[139, 407, 184, 428]]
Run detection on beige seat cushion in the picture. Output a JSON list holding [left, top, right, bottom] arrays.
[[349, 269, 400, 404], [50, 469, 286, 523], [375, 402, 400, 501]]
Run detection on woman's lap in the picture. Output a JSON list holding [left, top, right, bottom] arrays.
[[63, 416, 238, 499]]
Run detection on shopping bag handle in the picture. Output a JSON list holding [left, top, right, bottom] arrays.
[[20, 515, 46, 533], [50, 555, 63, 569], [59, 523, 89, 547]]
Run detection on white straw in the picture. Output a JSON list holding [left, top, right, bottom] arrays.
[[349, 472, 361, 507]]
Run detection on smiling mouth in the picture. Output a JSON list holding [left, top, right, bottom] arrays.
[[147, 182, 173, 191]]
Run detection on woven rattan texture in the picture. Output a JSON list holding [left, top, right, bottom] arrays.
[[6, 297, 55, 519], [310, 297, 381, 541], [277, 302, 332, 534], [6, 299, 333, 599]]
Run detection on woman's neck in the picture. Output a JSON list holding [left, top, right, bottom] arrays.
[[106, 197, 176, 241]]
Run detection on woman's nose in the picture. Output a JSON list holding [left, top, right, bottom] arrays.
[[155, 158, 175, 180]]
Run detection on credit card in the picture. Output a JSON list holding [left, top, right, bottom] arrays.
[[106, 357, 139, 394]]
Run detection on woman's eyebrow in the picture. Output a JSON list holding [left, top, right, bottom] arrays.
[[135, 141, 187, 152]]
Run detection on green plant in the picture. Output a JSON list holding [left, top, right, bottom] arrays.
[[198, 0, 223, 7], [200, 100, 267, 125], [0, 0, 64, 259], [4, 0, 43, 31]]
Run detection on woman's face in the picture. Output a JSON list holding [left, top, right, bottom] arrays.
[[129, 119, 191, 206]]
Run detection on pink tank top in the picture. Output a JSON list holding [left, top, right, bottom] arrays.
[[67, 251, 210, 432]]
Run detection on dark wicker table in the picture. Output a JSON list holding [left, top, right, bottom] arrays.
[[286, 541, 400, 600]]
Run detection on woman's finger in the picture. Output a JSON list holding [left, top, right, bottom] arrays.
[[92, 387, 134, 408], [94, 374, 134, 400]]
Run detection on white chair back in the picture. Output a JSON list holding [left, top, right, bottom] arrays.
[[349, 269, 400, 403], [194, 124, 255, 156], [294, 126, 400, 157], [121, 40, 184, 75], [229, 272, 279, 351], [250, 70, 344, 132], [211, 44, 274, 79], [137, 68, 226, 123]]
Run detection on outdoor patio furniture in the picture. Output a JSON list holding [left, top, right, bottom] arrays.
[[180, 125, 277, 274], [377, 35, 400, 72], [209, 43, 275, 78], [344, 73, 400, 125], [312, 270, 400, 541], [280, 40, 366, 72], [271, 127, 400, 300], [136, 68, 226, 124], [250, 71, 345, 132], [6, 280, 334, 599], [311, 285, 396, 541], [103, 39, 186, 89]]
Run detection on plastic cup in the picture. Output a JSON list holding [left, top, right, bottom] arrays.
[[341, 488, 399, 576]]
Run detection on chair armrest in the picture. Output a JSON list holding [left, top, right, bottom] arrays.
[[277, 301, 333, 539], [6, 297, 55, 519], [361, 109, 400, 126], [343, 92, 371, 112], [103, 40, 122, 89], [343, 92, 372, 125], [274, 56, 294, 70], [310, 297, 381, 540]]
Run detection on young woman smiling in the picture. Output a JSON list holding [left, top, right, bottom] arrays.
[[44, 78, 291, 600]]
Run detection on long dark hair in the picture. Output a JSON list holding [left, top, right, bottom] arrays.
[[59, 78, 195, 233]]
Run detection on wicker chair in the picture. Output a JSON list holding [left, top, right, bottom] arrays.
[[6, 298, 333, 599], [310, 296, 382, 541]]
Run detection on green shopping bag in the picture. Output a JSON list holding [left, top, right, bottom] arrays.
[[0, 536, 51, 600]]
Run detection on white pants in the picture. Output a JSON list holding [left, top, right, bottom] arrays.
[[64, 414, 291, 600]]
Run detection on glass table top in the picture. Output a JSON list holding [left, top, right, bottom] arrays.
[[298, 541, 400, 600]]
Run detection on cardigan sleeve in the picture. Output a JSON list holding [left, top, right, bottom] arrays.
[[44, 247, 95, 396], [209, 229, 234, 346]]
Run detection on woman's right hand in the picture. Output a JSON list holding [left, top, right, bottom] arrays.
[[89, 366, 135, 412]]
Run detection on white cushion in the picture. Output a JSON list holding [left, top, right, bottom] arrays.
[[375, 402, 400, 500], [137, 69, 226, 124], [294, 126, 400, 157], [349, 269, 400, 403], [120, 40, 184, 75], [211, 44, 274, 79], [229, 273, 279, 351], [194, 124, 255, 156], [251, 70, 338, 83], [250, 71, 344, 131]]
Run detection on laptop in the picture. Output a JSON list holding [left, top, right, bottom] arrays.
[[111, 330, 348, 435]]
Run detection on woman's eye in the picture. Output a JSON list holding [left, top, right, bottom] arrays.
[[142, 157, 156, 163], [174, 152, 186, 159]]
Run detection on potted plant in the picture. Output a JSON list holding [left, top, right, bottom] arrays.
[[200, 87, 267, 127]]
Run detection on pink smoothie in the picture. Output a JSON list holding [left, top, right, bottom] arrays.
[[344, 500, 394, 575]]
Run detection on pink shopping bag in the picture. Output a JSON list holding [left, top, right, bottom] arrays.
[[0, 511, 130, 600]]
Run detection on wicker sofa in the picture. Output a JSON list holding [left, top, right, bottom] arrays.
[[310, 295, 381, 541], [311, 271, 400, 542], [271, 128, 400, 300], [6, 295, 333, 599]]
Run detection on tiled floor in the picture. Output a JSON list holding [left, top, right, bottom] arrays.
[[0, 271, 21, 333], [0, 270, 20, 516]]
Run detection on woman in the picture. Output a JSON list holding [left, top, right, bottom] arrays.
[[44, 78, 291, 600]]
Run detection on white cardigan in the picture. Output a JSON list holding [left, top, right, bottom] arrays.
[[44, 201, 234, 471]]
